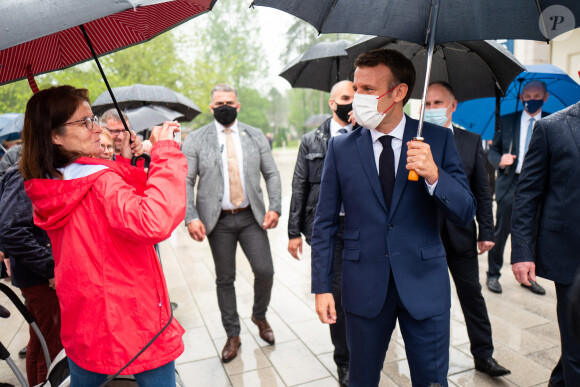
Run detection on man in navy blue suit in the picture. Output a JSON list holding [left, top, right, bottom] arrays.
[[310, 49, 476, 387], [511, 101, 580, 386]]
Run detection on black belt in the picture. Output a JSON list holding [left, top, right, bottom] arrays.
[[222, 205, 250, 215]]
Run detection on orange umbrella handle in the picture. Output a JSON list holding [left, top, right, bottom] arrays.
[[408, 137, 424, 181]]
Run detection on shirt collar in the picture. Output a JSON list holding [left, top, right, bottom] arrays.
[[522, 108, 542, 122], [215, 119, 239, 133], [370, 114, 406, 143], [330, 119, 353, 136]]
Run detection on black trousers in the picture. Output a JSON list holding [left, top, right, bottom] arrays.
[[330, 217, 349, 368], [441, 228, 494, 359], [488, 175, 518, 279], [549, 282, 580, 386], [207, 210, 274, 337]]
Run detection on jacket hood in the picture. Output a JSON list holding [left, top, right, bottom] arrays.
[[24, 157, 145, 230]]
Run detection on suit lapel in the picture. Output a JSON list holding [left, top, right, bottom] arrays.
[[388, 117, 415, 221], [512, 114, 522, 156], [207, 122, 224, 178], [356, 128, 387, 212]]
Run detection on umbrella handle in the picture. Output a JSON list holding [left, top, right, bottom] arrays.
[[408, 137, 424, 181], [131, 153, 151, 171]]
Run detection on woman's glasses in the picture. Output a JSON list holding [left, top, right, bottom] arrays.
[[64, 115, 99, 131]]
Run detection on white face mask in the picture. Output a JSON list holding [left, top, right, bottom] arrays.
[[423, 105, 451, 127], [352, 85, 398, 130]]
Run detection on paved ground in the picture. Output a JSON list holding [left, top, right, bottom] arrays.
[[1, 148, 560, 386]]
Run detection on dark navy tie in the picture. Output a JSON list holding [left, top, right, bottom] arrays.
[[338, 128, 348, 135], [379, 135, 395, 209]]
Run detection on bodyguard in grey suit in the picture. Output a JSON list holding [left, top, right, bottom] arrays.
[[182, 84, 281, 363]]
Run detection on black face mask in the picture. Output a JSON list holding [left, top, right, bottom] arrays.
[[213, 105, 238, 126], [334, 102, 352, 124]]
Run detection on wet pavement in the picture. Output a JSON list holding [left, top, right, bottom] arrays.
[[1, 148, 559, 386]]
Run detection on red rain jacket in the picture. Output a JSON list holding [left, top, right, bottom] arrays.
[[24, 140, 186, 375]]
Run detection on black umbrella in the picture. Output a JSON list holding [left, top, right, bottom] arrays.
[[280, 40, 354, 92], [251, 0, 579, 179], [125, 106, 185, 133], [346, 37, 525, 102], [92, 84, 201, 122]]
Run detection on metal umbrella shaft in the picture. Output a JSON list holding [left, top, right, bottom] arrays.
[[409, 0, 440, 181], [79, 25, 151, 168]]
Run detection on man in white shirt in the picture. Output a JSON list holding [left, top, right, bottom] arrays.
[[487, 80, 549, 295], [182, 84, 282, 363]]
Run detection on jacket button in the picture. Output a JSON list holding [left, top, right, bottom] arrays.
[[47, 243, 51, 247], [385, 252, 389, 258], [388, 224, 394, 230]]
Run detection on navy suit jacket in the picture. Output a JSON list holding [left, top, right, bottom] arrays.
[[311, 115, 476, 320], [511, 102, 580, 285]]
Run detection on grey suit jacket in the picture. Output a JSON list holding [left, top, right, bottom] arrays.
[[182, 121, 281, 235]]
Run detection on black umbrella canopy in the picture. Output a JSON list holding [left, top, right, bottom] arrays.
[[92, 84, 201, 121], [346, 37, 525, 102], [251, 0, 580, 43], [280, 40, 354, 92]]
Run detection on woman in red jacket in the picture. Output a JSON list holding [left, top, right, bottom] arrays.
[[19, 85, 186, 386]]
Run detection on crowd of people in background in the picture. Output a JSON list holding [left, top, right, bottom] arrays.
[[0, 47, 579, 387]]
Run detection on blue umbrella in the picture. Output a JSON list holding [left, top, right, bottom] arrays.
[[0, 113, 24, 140], [453, 64, 580, 140]]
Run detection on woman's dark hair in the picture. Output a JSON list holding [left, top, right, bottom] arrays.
[[20, 86, 89, 181], [355, 49, 416, 105]]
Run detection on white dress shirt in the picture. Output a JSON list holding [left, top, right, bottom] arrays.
[[330, 119, 353, 137], [516, 109, 541, 174], [215, 120, 249, 210], [370, 115, 437, 195]]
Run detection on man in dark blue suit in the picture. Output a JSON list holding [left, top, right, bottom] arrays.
[[310, 49, 476, 387], [511, 101, 580, 386], [486, 81, 549, 295]]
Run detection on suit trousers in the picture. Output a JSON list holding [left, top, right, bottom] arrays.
[[207, 210, 274, 337], [345, 271, 449, 387], [549, 282, 580, 386], [441, 227, 494, 359], [488, 175, 518, 279], [330, 216, 349, 369]]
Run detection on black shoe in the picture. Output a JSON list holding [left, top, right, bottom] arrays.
[[0, 383, 15, 387], [337, 366, 349, 387], [487, 277, 502, 293], [521, 280, 546, 295], [18, 346, 26, 359], [474, 357, 511, 377], [170, 302, 178, 311]]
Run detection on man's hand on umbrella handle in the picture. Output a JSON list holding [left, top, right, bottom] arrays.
[[512, 261, 536, 286], [499, 154, 517, 168], [288, 237, 303, 260], [478, 241, 495, 254], [406, 140, 438, 184], [150, 121, 181, 144], [187, 219, 206, 242], [315, 293, 337, 324]]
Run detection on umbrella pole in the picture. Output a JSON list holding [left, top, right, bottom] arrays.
[[409, 0, 440, 181], [79, 25, 131, 135]]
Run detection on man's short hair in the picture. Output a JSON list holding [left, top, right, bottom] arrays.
[[211, 84, 238, 101], [100, 108, 129, 126], [429, 81, 456, 100], [354, 49, 416, 105], [523, 80, 547, 94]]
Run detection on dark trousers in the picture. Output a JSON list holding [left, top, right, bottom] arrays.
[[330, 217, 349, 369], [207, 210, 274, 337], [488, 176, 518, 279], [549, 282, 580, 386], [345, 271, 449, 387], [20, 283, 63, 386], [441, 228, 494, 359]]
